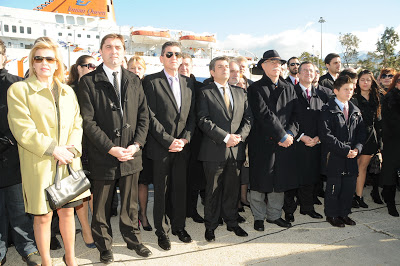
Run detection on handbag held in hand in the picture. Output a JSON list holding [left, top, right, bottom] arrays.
[[45, 161, 91, 210]]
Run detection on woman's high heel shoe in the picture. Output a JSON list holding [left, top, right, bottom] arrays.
[[139, 218, 153, 231], [81, 232, 96, 249]]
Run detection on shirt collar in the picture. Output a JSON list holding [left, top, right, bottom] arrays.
[[334, 97, 348, 111], [214, 81, 228, 89], [299, 82, 311, 93], [164, 69, 179, 81]]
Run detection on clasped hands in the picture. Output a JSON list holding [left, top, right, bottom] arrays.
[[52, 145, 75, 165], [347, 148, 358, 159], [300, 135, 320, 147], [169, 138, 188, 152], [226, 134, 241, 148], [108, 144, 140, 161], [278, 135, 294, 148]]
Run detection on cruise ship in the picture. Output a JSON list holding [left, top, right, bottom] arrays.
[[0, 0, 254, 79]]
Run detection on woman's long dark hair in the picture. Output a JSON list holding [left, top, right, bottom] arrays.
[[355, 69, 386, 117], [67, 55, 94, 86]]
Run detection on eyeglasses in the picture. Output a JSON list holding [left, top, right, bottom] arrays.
[[290, 63, 300, 66], [381, 74, 394, 79], [33, 56, 57, 64], [80, 63, 96, 70], [265, 59, 282, 65], [164, 52, 182, 58]]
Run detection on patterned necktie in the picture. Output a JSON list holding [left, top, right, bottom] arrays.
[[169, 77, 181, 111], [222, 86, 231, 112], [306, 88, 311, 102], [112, 71, 122, 114], [343, 104, 349, 121]]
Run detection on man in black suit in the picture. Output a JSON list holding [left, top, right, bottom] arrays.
[[283, 62, 333, 221], [319, 53, 341, 90], [142, 42, 195, 251], [247, 50, 299, 231], [285, 57, 300, 85], [197, 57, 252, 242], [77, 34, 151, 263]]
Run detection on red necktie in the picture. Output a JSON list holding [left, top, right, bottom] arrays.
[[306, 89, 311, 102], [294, 79, 298, 85], [343, 104, 349, 121]]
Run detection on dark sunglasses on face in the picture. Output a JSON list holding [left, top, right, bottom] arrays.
[[33, 56, 57, 64], [80, 63, 96, 70], [164, 52, 182, 58], [290, 63, 300, 66], [381, 74, 394, 79]]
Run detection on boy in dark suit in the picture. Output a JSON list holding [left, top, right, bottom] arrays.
[[319, 75, 366, 227]]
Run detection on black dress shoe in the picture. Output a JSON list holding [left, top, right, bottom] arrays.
[[300, 210, 323, 219], [218, 217, 223, 226], [339, 216, 356, 226], [1, 256, 6, 266], [267, 218, 292, 228], [172, 229, 192, 243], [158, 234, 171, 250], [24, 251, 41, 266], [238, 207, 245, 212], [237, 214, 246, 223], [127, 243, 152, 257], [191, 212, 205, 223], [314, 197, 323, 205], [50, 236, 62, 250], [388, 204, 400, 217], [205, 229, 215, 242], [285, 213, 294, 223], [111, 208, 118, 217], [326, 217, 345, 228], [370, 190, 383, 204], [254, 220, 264, 231], [100, 250, 114, 264], [227, 225, 248, 237]]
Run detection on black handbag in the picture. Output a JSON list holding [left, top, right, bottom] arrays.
[[45, 161, 91, 210], [368, 153, 381, 174]]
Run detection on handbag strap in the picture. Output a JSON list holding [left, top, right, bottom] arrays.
[[54, 161, 80, 190]]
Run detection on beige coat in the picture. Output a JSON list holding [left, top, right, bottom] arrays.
[[7, 75, 90, 215]]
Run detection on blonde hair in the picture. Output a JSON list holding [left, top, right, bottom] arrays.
[[127, 56, 146, 72], [29, 39, 64, 82]]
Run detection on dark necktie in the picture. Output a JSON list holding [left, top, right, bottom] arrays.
[[112, 71, 122, 113], [306, 88, 311, 102]]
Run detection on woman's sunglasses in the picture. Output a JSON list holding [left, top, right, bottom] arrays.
[[80, 63, 96, 70], [33, 56, 57, 64]]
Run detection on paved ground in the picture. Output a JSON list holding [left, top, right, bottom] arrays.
[[4, 186, 400, 265]]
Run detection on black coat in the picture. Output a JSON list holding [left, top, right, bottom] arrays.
[[294, 84, 332, 185], [319, 73, 335, 91], [197, 83, 252, 162], [247, 75, 299, 193], [351, 93, 382, 154], [381, 88, 400, 185], [318, 98, 365, 177], [0, 69, 23, 188], [142, 70, 195, 160], [77, 64, 149, 180]]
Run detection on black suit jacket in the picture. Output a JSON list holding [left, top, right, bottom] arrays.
[[197, 83, 252, 162], [142, 70, 195, 160], [319, 73, 335, 90], [77, 64, 149, 179]]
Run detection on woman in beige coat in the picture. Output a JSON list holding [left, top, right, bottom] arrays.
[[7, 39, 90, 266]]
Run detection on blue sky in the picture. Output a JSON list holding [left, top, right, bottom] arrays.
[[1, 0, 400, 58]]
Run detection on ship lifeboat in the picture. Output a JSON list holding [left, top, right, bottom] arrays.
[[180, 35, 216, 48], [131, 30, 171, 45]]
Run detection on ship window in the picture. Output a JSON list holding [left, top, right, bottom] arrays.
[[87, 18, 95, 24], [20, 27, 24, 33], [66, 16, 75, 25], [87, 35, 90, 38], [96, 35, 100, 39], [107, 5, 110, 12], [27, 27, 32, 34], [68, 33, 72, 36], [20, 43, 23, 48], [77, 34, 81, 38], [12, 26, 16, 33], [77, 17, 85, 25], [55, 15, 65, 24], [58, 32, 62, 36], [4, 25, 9, 32], [8, 42, 11, 47]]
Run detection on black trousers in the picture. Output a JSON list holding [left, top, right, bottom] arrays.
[[283, 184, 316, 214], [203, 155, 242, 230], [186, 153, 206, 217], [91, 172, 141, 252], [152, 152, 188, 236], [324, 173, 356, 217]]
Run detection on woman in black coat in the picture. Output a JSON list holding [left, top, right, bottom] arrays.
[[352, 70, 385, 208], [381, 73, 400, 217]]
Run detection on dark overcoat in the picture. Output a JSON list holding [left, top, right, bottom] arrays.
[[381, 88, 400, 185], [77, 64, 149, 180], [318, 98, 365, 178], [247, 74, 299, 193], [294, 84, 332, 185], [0, 69, 23, 188], [319, 73, 334, 91]]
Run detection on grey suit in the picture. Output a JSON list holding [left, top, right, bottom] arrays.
[[197, 83, 252, 229], [142, 70, 195, 235]]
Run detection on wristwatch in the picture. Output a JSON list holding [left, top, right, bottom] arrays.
[[134, 143, 142, 150]]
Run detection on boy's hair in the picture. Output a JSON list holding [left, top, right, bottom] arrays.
[[334, 75, 353, 90]]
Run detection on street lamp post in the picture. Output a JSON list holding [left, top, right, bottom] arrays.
[[318, 17, 326, 64]]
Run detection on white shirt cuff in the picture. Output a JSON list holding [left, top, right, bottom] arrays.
[[223, 134, 230, 143]]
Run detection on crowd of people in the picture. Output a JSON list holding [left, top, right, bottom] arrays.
[[0, 33, 399, 266]]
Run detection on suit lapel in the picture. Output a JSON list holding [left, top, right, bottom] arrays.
[[159, 71, 178, 111], [210, 83, 231, 118], [229, 85, 238, 119]]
